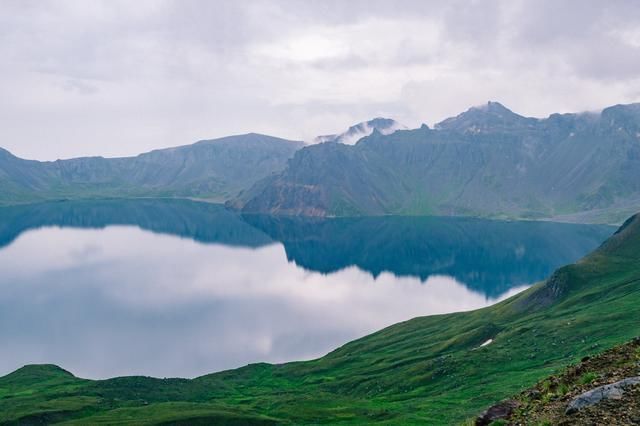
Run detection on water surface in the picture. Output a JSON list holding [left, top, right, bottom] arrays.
[[0, 199, 615, 378]]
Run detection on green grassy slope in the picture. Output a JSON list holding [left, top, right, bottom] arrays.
[[1, 214, 639, 425], [485, 336, 640, 424]]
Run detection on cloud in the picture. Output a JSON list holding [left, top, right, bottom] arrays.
[[0, 0, 639, 159]]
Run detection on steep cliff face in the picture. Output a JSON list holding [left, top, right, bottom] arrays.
[[236, 103, 640, 222], [238, 140, 409, 216]]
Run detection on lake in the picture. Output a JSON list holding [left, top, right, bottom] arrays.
[[0, 199, 615, 379]]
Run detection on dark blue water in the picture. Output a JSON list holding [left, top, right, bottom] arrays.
[[0, 199, 615, 379]]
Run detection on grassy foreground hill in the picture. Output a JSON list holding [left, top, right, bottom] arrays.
[[1, 214, 639, 424]]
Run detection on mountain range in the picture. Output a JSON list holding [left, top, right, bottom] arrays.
[[235, 102, 640, 223], [0, 133, 302, 205], [3, 102, 640, 223]]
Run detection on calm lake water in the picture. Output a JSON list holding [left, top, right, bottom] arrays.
[[0, 199, 615, 379]]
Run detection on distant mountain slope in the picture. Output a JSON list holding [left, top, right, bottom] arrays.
[[0, 134, 303, 204], [236, 102, 640, 223], [313, 117, 406, 145], [1, 212, 638, 424]]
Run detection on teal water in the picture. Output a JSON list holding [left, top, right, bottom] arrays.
[[0, 199, 615, 379]]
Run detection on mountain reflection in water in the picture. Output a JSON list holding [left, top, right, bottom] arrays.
[[0, 199, 614, 378]]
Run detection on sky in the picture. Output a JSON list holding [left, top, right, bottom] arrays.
[[2, 0, 640, 160]]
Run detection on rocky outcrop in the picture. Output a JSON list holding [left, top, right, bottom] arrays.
[[566, 376, 640, 414], [476, 400, 520, 425], [514, 267, 571, 312], [479, 337, 640, 425]]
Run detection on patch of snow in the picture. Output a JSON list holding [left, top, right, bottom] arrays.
[[472, 338, 495, 350], [465, 125, 482, 134]]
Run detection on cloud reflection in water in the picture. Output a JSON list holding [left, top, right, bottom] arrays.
[[0, 226, 526, 379]]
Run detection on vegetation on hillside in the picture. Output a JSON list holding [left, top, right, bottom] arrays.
[[1, 213, 639, 424], [477, 337, 640, 425]]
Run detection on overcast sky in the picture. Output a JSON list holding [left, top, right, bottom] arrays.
[[2, 0, 640, 160]]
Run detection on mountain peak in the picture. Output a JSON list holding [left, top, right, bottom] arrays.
[[600, 103, 640, 131], [435, 101, 537, 133], [483, 101, 512, 113], [313, 117, 406, 145]]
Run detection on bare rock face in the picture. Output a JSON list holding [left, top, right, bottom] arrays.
[[475, 399, 520, 426], [515, 268, 570, 312], [566, 376, 640, 414]]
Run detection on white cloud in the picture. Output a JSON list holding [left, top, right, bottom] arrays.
[[611, 28, 640, 48], [0, 1, 639, 160], [253, 33, 350, 64]]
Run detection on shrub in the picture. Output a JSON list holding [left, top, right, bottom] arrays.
[[579, 372, 598, 385]]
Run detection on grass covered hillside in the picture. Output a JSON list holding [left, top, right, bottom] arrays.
[[1, 214, 639, 424]]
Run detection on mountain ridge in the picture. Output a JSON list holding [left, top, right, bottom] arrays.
[[434, 101, 539, 132], [0, 133, 303, 205], [3, 102, 640, 224], [235, 102, 640, 223], [313, 117, 406, 145]]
